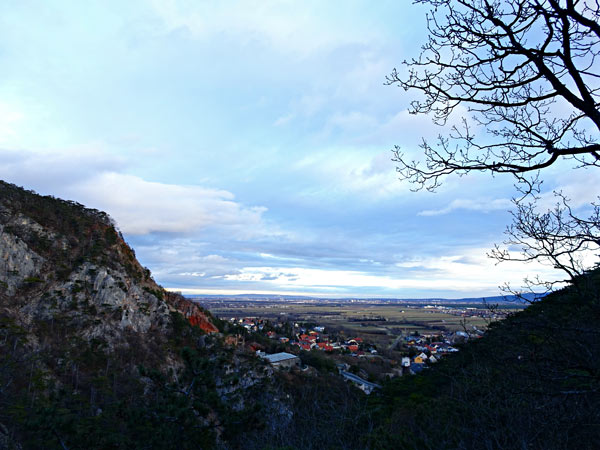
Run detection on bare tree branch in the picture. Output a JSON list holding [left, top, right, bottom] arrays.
[[490, 192, 600, 295], [388, 0, 600, 192]]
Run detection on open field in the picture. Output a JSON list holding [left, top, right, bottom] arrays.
[[194, 298, 523, 348]]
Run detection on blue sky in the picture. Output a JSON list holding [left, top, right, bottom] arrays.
[[1, 0, 590, 297]]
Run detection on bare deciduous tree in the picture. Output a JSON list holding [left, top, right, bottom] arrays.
[[387, 0, 600, 192], [389, 0, 600, 291]]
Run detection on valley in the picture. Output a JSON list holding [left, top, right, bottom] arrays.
[[193, 296, 523, 348]]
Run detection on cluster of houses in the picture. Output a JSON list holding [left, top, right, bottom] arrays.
[[401, 334, 461, 374], [231, 317, 468, 392], [290, 328, 379, 356], [255, 322, 371, 355], [293, 329, 335, 352], [403, 335, 461, 353], [234, 317, 264, 332]]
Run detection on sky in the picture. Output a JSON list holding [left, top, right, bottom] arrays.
[[0, 0, 593, 298]]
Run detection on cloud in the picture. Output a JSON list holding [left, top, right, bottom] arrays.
[[0, 148, 127, 191], [538, 166, 600, 209], [1, 146, 560, 298], [325, 111, 378, 134], [0, 102, 24, 144], [0, 148, 268, 237], [393, 248, 564, 294], [363, 151, 395, 177], [219, 248, 563, 295], [0, 0, 579, 299], [273, 114, 294, 126], [418, 198, 512, 216], [291, 148, 406, 200], [150, 0, 383, 56], [77, 172, 267, 236]]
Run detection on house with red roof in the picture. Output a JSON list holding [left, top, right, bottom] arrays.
[[317, 342, 334, 352]]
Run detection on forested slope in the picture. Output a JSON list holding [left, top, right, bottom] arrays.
[[366, 272, 600, 449]]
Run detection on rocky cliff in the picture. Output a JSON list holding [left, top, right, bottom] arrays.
[[0, 181, 382, 450], [0, 181, 286, 449], [0, 180, 216, 344]]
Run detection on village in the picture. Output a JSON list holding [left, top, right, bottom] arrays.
[[226, 315, 470, 395]]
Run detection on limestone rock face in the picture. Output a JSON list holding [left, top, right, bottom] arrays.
[[0, 180, 215, 345], [0, 223, 45, 296]]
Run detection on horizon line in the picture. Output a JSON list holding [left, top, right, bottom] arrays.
[[165, 287, 525, 301]]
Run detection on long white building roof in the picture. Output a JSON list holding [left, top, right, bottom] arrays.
[[263, 352, 299, 363]]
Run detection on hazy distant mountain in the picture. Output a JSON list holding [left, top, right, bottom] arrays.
[[187, 292, 539, 303]]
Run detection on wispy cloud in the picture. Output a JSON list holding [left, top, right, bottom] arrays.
[[0, 102, 24, 144], [0, 149, 268, 237], [418, 198, 512, 216], [290, 148, 406, 200], [77, 173, 267, 236], [207, 248, 563, 296], [150, 0, 384, 56], [273, 114, 294, 126]]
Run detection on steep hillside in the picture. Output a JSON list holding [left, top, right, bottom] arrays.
[[0, 181, 288, 449], [0, 180, 216, 340], [366, 271, 600, 449]]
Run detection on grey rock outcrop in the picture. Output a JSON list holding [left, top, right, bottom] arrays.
[[0, 225, 44, 296], [0, 187, 175, 346]]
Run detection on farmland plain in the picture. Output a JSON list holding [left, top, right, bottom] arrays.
[[193, 297, 523, 348]]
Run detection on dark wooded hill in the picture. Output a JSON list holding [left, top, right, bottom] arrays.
[[365, 270, 600, 449]]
